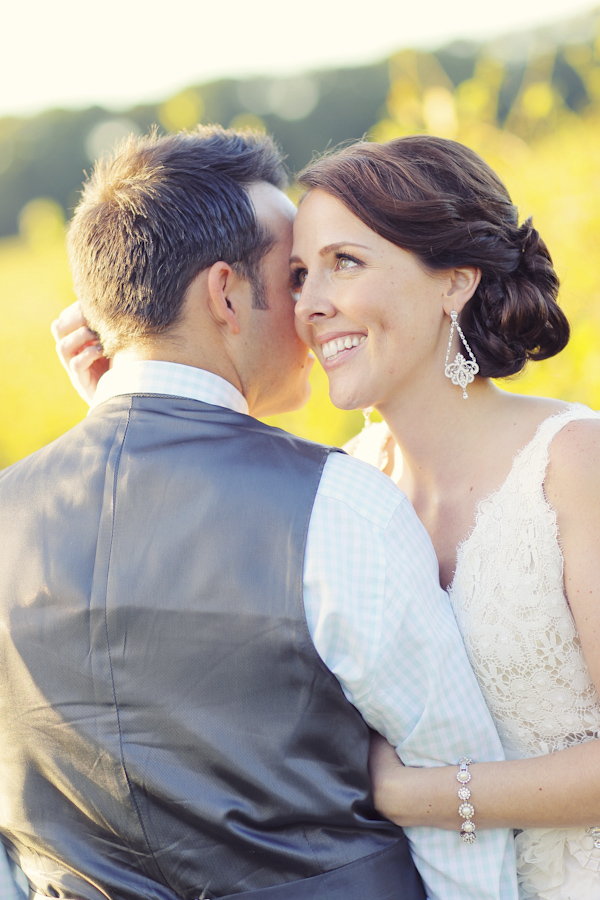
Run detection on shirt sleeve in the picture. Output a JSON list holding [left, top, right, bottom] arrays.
[[303, 452, 517, 900], [0, 848, 27, 900]]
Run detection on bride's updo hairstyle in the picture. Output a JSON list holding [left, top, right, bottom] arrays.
[[297, 135, 569, 377]]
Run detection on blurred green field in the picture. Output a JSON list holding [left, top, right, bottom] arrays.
[[1, 42, 600, 466]]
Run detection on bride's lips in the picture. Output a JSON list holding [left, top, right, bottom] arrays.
[[318, 332, 367, 369]]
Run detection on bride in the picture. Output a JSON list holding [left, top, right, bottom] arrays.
[[290, 135, 600, 900], [54, 134, 600, 900]]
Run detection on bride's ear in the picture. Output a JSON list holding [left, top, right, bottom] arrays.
[[442, 267, 481, 316]]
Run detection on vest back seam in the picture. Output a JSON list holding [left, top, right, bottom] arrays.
[[102, 401, 174, 891]]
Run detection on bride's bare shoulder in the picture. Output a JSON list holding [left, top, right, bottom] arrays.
[[544, 408, 600, 508], [548, 411, 600, 467]]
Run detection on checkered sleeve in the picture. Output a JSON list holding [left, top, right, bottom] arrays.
[[0, 847, 27, 900]]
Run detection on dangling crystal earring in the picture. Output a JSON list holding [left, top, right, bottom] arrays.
[[362, 407, 374, 428], [444, 310, 479, 399]]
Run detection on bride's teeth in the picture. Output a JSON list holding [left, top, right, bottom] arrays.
[[322, 334, 366, 360]]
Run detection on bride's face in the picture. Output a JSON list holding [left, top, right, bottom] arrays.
[[291, 189, 451, 413]]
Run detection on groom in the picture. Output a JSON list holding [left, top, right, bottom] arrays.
[[0, 127, 515, 900]]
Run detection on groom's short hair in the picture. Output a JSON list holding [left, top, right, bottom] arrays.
[[67, 126, 287, 355]]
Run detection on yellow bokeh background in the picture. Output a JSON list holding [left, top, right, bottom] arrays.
[[1, 34, 600, 466]]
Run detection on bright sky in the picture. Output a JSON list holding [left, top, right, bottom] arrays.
[[1, 0, 595, 119]]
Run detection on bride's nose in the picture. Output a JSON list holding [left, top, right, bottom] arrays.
[[294, 275, 336, 324]]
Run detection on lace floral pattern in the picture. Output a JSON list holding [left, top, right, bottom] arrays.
[[448, 405, 600, 760], [515, 827, 600, 899]]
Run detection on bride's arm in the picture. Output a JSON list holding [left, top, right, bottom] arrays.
[[370, 734, 600, 830], [546, 418, 600, 694], [372, 417, 600, 831]]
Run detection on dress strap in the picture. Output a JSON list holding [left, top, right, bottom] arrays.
[[510, 404, 599, 490]]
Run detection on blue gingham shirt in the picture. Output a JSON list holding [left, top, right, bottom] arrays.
[[0, 847, 27, 900], [91, 360, 517, 900]]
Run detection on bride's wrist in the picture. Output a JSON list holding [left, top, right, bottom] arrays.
[[375, 764, 459, 830]]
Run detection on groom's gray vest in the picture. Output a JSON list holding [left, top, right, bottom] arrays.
[[0, 395, 424, 900]]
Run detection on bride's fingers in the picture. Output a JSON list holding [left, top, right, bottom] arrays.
[[52, 302, 110, 406], [55, 325, 101, 372], [51, 301, 90, 342], [66, 343, 110, 406], [68, 341, 106, 377]]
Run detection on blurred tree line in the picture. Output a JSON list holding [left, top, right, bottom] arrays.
[[1, 7, 599, 466]]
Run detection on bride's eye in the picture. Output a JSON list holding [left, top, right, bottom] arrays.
[[334, 254, 359, 272]]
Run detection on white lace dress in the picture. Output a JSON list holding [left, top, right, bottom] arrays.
[[352, 407, 600, 900]]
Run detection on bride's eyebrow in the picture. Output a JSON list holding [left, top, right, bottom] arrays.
[[319, 242, 371, 256], [289, 242, 370, 265]]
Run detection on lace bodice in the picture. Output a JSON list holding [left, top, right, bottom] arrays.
[[352, 407, 600, 760], [448, 405, 600, 759]]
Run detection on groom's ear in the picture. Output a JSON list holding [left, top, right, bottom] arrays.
[[205, 261, 250, 336]]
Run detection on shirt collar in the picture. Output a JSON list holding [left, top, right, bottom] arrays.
[[90, 359, 249, 415]]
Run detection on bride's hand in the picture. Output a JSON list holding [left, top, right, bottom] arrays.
[[369, 732, 405, 821], [369, 733, 458, 829], [51, 301, 110, 406]]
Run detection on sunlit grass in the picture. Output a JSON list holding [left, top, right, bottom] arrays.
[[0, 229, 85, 467]]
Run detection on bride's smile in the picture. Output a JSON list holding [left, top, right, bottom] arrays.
[[291, 188, 454, 414], [320, 332, 366, 363]]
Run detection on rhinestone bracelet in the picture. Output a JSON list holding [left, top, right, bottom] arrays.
[[456, 757, 476, 843], [588, 826, 600, 850]]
